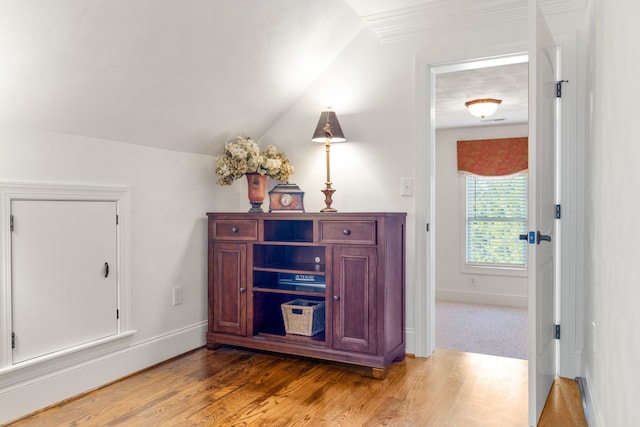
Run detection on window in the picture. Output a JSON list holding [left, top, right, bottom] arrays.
[[465, 174, 528, 268]]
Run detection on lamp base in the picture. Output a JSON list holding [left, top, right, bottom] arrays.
[[321, 188, 337, 212]]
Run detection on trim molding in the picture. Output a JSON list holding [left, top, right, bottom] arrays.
[[436, 289, 528, 308], [0, 321, 206, 425], [556, 30, 584, 380], [362, 0, 587, 43], [415, 48, 528, 359], [0, 181, 132, 370], [576, 376, 594, 426]]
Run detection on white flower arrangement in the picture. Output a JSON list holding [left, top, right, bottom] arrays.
[[215, 136, 295, 186]]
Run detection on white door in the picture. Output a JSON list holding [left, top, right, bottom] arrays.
[[11, 200, 118, 364], [528, 1, 557, 424]]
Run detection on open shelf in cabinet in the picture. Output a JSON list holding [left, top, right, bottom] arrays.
[[254, 263, 325, 273], [253, 244, 325, 273], [253, 292, 326, 344], [264, 219, 313, 242], [253, 269, 325, 296], [253, 286, 325, 297]]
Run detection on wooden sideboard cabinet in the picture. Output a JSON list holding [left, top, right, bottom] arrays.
[[206, 212, 406, 378]]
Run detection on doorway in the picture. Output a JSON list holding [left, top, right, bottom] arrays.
[[432, 56, 530, 359]]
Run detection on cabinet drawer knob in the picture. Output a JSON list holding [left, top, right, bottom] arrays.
[[239, 287, 246, 294], [333, 295, 340, 301], [342, 229, 351, 235], [231, 227, 239, 233]]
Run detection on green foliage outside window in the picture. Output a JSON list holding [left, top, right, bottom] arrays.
[[466, 174, 528, 266]]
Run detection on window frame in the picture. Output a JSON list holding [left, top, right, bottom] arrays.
[[459, 174, 528, 278]]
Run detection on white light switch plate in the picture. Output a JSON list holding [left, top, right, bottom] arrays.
[[400, 177, 414, 196]]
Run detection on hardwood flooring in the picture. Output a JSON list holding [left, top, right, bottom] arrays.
[[539, 377, 588, 426], [5, 347, 587, 426]]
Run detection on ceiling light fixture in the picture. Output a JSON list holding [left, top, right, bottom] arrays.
[[464, 98, 502, 118]]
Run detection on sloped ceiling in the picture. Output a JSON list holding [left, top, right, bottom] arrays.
[[0, 0, 364, 155], [0, 0, 584, 155]]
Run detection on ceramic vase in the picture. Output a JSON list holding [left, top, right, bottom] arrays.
[[246, 173, 267, 213]]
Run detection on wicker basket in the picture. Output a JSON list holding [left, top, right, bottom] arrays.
[[281, 299, 325, 336]]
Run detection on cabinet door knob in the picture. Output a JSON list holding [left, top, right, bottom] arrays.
[[231, 227, 239, 233], [239, 287, 246, 294], [342, 229, 351, 235], [333, 295, 340, 301]]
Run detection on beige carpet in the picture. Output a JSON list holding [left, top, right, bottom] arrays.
[[435, 300, 528, 359]]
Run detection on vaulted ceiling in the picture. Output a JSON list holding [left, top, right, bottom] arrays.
[[0, 1, 364, 154], [0, 1, 583, 155]]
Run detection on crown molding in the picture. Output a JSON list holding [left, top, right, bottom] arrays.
[[361, 0, 587, 43], [539, 0, 587, 15]]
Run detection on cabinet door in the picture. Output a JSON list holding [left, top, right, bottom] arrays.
[[212, 242, 247, 336], [11, 200, 118, 364], [332, 246, 377, 354]]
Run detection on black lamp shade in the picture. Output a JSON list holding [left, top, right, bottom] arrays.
[[312, 110, 346, 142]]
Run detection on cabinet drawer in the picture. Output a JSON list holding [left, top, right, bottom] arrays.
[[319, 221, 376, 245], [212, 220, 258, 241]]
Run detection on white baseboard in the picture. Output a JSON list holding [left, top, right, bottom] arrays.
[[0, 321, 207, 425], [576, 376, 595, 427], [436, 289, 528, 308], [405, 327, 416, 356]]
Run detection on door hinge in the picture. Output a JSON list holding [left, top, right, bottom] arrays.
[[555, 324, 561, 339], [12, 332, 16, 349], [10, 215, 14, 232], [556, 80, 569, 98], [555, 204, 561, 219]]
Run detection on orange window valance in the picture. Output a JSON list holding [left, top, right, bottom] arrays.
[[457, 137, 528, 176]]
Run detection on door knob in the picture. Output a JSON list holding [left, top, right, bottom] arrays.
[[537, 231, 552, 244]]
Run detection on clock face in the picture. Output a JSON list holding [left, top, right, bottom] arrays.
[[280, 194, 293, 207], [268, 184, 304, 212]]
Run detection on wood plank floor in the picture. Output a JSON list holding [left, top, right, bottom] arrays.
[[538, 377, 588, 426], [5, 347, 587, 426]]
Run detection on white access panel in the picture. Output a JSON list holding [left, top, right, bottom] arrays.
[[11, 200, 118, 364]]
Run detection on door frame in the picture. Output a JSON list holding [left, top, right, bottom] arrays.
[[414, 45, 530, 358], [413, 35, 581, 379], [0, 182, 134, 378]]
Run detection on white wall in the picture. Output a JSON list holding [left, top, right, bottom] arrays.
[[0, 2, 601, 423], [260, 26, 423, 351], [0, 127, 223, 423], [260, 12, 536, 352], [583, 0, 640, 425], [435, 124, 529, 307], [260, 2, 588, 358]]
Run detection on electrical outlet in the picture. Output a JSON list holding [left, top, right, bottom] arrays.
[[400, 177, 414, 196], [173, 286, 183, 306]]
